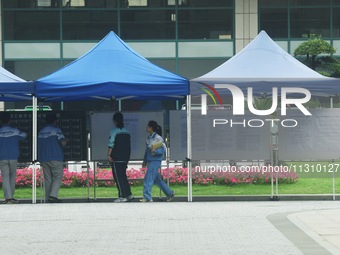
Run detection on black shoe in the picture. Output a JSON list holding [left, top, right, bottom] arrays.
[[3, 199, 14, 204], [11, 198, 19, 204], [48, 196, 62, 203]]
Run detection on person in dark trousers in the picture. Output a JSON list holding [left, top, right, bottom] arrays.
[[0, 112, 27, 204], [140, 120, 174, 202], [107, 112, 133, 203], [38, 113, 68, 203]]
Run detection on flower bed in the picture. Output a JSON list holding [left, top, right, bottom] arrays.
[[0, 167, 298, 188]]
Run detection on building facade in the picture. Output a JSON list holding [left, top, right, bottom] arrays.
[[1, 0, 340, 110]]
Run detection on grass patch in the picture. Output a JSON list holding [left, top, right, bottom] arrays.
[[1, 178, 339, 200]]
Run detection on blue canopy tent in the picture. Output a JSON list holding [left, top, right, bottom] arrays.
[[0, 67, 37, 202], [35, 31, 189, 101], [0, 66, 34, 101], [33, 31, 190, 202]]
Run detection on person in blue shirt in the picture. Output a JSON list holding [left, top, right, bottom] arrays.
[[0, 112, 27, 204], [140, 120, 174, 202], [38, 113, 68, 203], [107, 112, 133, 203]]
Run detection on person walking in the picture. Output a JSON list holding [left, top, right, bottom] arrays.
[[38, 113, 68, 203], [0, 112, 27, 204], [107, 112, 133, 203], [140, 120, 174, 202]]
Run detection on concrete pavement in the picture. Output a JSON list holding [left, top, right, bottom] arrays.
[[0, 201, 340, 255]]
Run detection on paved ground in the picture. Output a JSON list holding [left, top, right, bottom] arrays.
[[0, 200, 340, 255]]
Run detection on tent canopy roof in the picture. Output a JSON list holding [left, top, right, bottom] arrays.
[[190, 31, 340, 96], [0, 66, 34, 101], [36, 31, 189, 101]]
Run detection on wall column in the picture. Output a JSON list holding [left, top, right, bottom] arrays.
[[235, 0, 258, 53]]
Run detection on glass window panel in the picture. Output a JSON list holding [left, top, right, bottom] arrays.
[[260, 8, 288, 38], [333, 0, 340, 6], [2, 0, 37, 8], [178, 58, 227, 79], [129, 0, 147, 6], [290, 8, 330, 38], [178, 9, 233, 39], [82, 0, 120, 8], [120, 10, 175, 39], [290, 0, 330, 6], [178, 0, 233, 8], [148, 0, 168, 7], [4, 60, 62, 81], [167, 0, 176, 6], [62, 11, 118, 40], [63, 0, 85, 7], [333, 8, 340, 38], [3, 11, 60, 40], [259, 0, 288, 7], [37, 0, 50, 7]]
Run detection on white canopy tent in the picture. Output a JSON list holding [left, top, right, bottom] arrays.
[[187, 31, 340, 201], [190, 30, 340, 96]]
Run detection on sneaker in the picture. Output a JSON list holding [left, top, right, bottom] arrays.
[[114, 197, 128, 203], [11, 198, 19, 204], [126, 195, 134, 201], [139, 198, 153, 203], [48, 196, 62, 203], [3, 199, 13, 204], [167, 192, 175, 202]]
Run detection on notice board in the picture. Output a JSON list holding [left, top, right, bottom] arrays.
[[7, 111, 87, 162], [169, 110, 271, 161], [279, 109, 340, 160], [90, 111, 164, 161]]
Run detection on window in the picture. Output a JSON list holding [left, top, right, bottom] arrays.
[[259, 0, 287, 7], [178, 0, 233, 8], [129, 0, 147, 7], [63, 11, 118, 40], [4, 11, 60, 40], [260, 8, 288, 38], [290, 0, 330, 6], [63, 0, 85, 7], [120, 9, 175, 39], [290, 8, 330, 38], [37, 0, 51, 7], [333, 8, 340, 37], [178, 9, 233, 39]]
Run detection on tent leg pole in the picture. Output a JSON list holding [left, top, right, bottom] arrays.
[[186, 95, 192, 202], [32, 96, 38, 204]]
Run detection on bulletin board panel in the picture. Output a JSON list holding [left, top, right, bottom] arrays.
[[90, 111, 164, 161], [279, 109, 340, 160], [7, 111, 87, 162], [169, 110, 271, 161]]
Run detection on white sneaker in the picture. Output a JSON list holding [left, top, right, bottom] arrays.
[[139, 198, 153, 203], [114, 197, 128, 203]]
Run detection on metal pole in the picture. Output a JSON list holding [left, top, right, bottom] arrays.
[[332, 159, 335, 201], [186, 95, 192, 202], [94, 161, 97, 201], [270, 137, 274, 199], [32, 96, 38, 204], [166, 135, 170, 186], [87, 133, 90, 200], [330, 96, 334, 109]]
